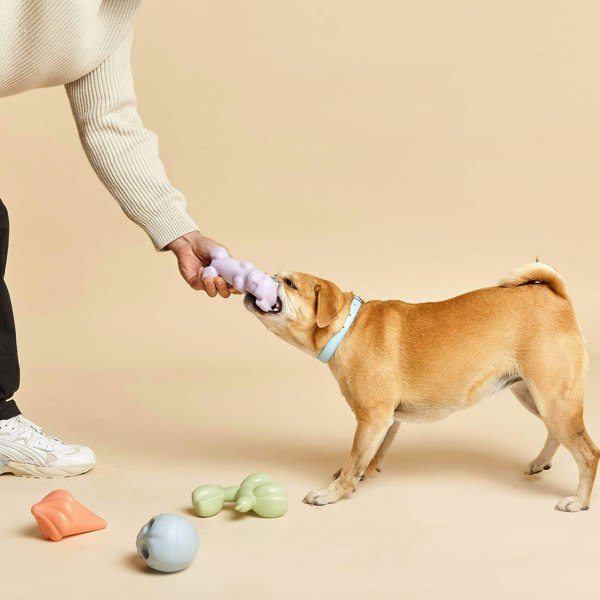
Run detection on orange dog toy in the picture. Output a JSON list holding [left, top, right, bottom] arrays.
[[31, 489, 107, 541]]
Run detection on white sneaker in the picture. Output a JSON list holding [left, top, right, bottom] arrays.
[[0, 415, 96, 478]]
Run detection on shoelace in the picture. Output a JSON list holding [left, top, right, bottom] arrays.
[[14, 416, 64, 450]]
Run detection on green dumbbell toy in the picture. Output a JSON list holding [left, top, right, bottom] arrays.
[[192, 472, 287, 518]]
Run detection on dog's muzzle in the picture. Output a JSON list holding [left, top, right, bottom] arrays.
[[244, 293, 282, 314]]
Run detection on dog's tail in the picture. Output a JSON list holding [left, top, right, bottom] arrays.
[[498, 261, 569, 300]]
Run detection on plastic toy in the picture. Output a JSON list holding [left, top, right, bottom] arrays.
[[136, 514, 199, 573], [31, 489, 107, 542], [192, 472, 288, 518], [201, 246, 278, 312]]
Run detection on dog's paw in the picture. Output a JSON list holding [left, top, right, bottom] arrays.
[[303, 488, 341, 506], [525, 459, 552, 475], [555, 496, 588, 512], [332, 468, 342, 480]]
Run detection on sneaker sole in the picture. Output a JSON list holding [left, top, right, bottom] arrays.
[[0, 462, 95, 478]]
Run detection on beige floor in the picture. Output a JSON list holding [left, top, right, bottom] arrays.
[[2, 356, 600, 600]]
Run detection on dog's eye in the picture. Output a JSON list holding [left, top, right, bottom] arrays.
[[285, 278, 297, 290]]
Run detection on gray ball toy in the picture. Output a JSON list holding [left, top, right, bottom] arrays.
[[136, 514, 199, 573]]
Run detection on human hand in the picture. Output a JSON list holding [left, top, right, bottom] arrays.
[[166, 232, 241, 298]]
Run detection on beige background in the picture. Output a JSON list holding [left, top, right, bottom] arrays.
[[1, 1, 599, 599]]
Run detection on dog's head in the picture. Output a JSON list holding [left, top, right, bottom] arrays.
[[243, 272, 349, 356]]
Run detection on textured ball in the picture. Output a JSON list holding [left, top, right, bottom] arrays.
[[136, 514, 199, 573]]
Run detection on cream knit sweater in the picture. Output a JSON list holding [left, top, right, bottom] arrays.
[[0, 0, 200, 249]]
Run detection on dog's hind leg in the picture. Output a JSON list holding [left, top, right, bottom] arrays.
[[525, 431, 559, 475], [526, 377, 600, 512], [511, 381, 559, 474]]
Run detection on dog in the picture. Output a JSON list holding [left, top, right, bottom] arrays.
[[244, 262, 600, 512]]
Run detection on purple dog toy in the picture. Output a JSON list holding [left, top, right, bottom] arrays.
[[202, 247, 278, 312]]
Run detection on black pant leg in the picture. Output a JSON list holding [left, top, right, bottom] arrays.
[[0, 199, 21, 420]]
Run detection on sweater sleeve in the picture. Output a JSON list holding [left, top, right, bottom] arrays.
[[65, 31, 199, 250]]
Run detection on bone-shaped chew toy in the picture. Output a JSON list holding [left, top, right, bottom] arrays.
[[192, 472, 288, 518], [201, 246, 278, 312]]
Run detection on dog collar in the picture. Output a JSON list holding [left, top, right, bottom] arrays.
[[316, 295, 363, 363]]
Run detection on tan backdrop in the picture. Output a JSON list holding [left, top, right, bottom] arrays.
[[1, 2, 599, 599], [1, 0, 598, 373]]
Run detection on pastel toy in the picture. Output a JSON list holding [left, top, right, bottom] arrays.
[[189, 484, 226, 518], [136, 514, 199, 573], [31, 489, 107, 542], [201, 246, 278, 312], [192, 472, 288, 518]]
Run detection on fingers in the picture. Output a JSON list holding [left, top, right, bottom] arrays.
[[176, 252, 240, 298], [214, 277, 231, 298], [197, 276, 232, 298], [202, 276, 218, 297]]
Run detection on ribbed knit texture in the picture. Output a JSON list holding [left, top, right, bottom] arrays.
[[0, 0, 200, 249]]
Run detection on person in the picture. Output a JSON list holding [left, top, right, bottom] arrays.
[[0, 1, 235, 477]]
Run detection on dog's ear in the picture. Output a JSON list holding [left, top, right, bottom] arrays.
[[315, 280, 343, 329]]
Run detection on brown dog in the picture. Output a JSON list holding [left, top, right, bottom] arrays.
[[244, 263, 600, 511]]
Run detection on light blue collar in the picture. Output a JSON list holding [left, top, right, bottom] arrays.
[[316, 295, 363, 363]]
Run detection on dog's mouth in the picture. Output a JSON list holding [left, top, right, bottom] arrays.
[[244, 293, 283, 315]]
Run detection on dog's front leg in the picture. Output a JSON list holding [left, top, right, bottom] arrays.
[[363, 420, 401, 478], [303, 412, 394, 506]]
